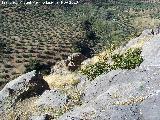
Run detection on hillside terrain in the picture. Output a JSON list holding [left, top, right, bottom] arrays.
[[1, 1, 160, 119], [0, 29, 160, 120], [1, 1, 160, 88]]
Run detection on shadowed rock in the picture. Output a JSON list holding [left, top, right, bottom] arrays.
[[65, 53, 87, 71], [0, 71, 50, 114]]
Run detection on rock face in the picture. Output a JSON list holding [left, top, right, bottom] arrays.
[[0, 71, 50, 114], [58, 34, 160, 120], [140, 35, 160, 67], [35, 90, 67, 109], [140, 92, 160, 120]]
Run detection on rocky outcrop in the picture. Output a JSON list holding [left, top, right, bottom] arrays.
[[1, 31, 160, 120], [51, 53, 86, 74], [58, 34, 160, 120], [0, 71, 50, 115], [51, 60, 69, 74]]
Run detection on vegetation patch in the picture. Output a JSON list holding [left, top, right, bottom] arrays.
[[81, 61, 111, 80], [81, 48, 143, 80], [0, 1, 160, 82], [44, 73, 80, 89], [111, 48, 143, 70]]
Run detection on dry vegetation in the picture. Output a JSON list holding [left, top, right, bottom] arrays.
[[1, 1, 160, 87]]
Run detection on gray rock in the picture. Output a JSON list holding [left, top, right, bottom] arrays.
[[59, 34, 160, 120], [140, 34, 160, 68], [59, 98, 142, 120], [141, 29, 154, 36], [121, 36, 144, 52], [58, 105, 97, 120], [76, 74, 90, 92], [0, 71, 50, 113], [59, 66, 160, 119], [36, 90, 67, 109], [83, 70, 127, 102], [30, 114, 50, 120], [140, 92, 160, 120]]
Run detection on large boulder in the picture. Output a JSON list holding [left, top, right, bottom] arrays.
[[59, 66, 160, 120], [0, 71, 50, 114]]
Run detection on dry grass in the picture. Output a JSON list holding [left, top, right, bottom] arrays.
[[44, 72, 80, 89], [133, 16, 160, 30], [4, 97, 39, 120], [81, 49, 111, 70]]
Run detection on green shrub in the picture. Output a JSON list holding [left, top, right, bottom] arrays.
[[81, 61, 111, 80], [81, 48, 143, 80], [111, 48, 143, 69]]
